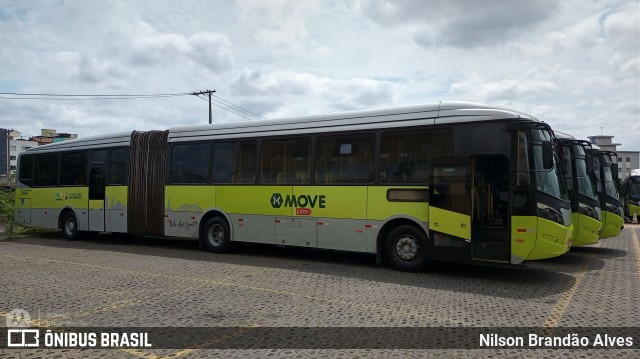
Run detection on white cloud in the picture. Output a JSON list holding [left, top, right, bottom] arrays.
[[236, 0, 321, 51], [230, 68, 397, 116], [358, 0, 559, 47], [0, 0, 637, 151], [450, 77, 560, 102]]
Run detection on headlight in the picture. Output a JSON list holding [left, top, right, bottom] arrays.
[[537, 203, 564, 225], [606, 204, 622, 217], [578, 202, 599, 220]]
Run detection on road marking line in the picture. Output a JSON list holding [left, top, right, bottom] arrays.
[[631, 228, 640, 275], [543, 243, 598, 328]]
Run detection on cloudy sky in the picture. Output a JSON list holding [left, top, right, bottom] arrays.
[[1, 0, 638, 150]]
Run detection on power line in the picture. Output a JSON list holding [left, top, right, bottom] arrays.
[[0, 92, 189, 99], [195, 94, 261, 121], [212, 94, 266, 120], [1, 90, 268, 122]]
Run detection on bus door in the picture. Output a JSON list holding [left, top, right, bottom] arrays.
[[88, 166, 106, 232], [470, 155, 511, 262], [429, 156, 472, 246]]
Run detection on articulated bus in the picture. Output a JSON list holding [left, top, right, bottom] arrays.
[[585, 146, 624, 238], [554, 133, 602, 246], [15, 102, 573, 271], [621, 168, 640, 219]]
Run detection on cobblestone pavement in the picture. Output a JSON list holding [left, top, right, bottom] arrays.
[[0, 225, 639, 358]]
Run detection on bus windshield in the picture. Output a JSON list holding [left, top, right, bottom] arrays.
[[574, 158, 596, 198], [630, 179, 640, 199], [532, 130, 568, 201], [602, 164, 619, 200]]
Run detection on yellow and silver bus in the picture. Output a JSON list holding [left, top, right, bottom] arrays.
[[585, 145, 624, 238], [15, 102, 573, 271], [554, 132, 602, 246], [621, 168, 640, 220]]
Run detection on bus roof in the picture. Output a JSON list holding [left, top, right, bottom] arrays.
[[20, 101, 541, 151], [554, 131, 575, 140], [24, 131, 134, 153], [168, 101, 538, 142]]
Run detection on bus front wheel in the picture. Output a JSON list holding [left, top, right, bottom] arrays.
[[61, 211, 81, 241], [384, 225, 429, 272], [201, 217, 232, 253]]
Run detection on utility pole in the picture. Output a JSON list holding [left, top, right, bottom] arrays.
[[190, 89, 216, 124]]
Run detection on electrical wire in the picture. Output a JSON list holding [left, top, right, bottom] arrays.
[[212, 94, 266, 120], [0, 92, 189, 99], [1, 91, 268, 121], [195, 94, 264, 121]]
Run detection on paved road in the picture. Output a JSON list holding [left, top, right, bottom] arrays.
[[1, 225, 639, 358]]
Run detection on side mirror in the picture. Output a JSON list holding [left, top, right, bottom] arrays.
[[542, 141, 554, 170]]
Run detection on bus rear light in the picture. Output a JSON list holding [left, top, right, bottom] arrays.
[[516, 238, 525, 242]]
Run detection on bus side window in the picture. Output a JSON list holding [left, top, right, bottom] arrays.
[[60, 152, 87, 186], [380, 129, 453, 184], [260, 138, 310, 184], [315, 134, 374, 184], [109, 148, 128, 185], [18, 155, 34, 186], [34, 154, 59, 187], [170, 143, 210, 184]]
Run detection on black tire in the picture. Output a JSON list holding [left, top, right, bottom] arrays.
[[61, 211, 81, 241], [201, 217, 233, 253], [384, 225, 429, 272]]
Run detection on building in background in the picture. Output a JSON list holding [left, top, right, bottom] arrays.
[[588, 135, 640, 181], [30, 128, 78, 145], [0, 128, 77, 187], [0, 129, 9, 187]]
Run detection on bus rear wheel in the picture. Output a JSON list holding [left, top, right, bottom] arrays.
[[201, 217, 232, 253], [61, 211, 81, 241], [385, 225, 429, 272]]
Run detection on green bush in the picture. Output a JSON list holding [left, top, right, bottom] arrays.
[[0, 189, 16, 233]]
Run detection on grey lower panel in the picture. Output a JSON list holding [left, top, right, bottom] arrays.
[[230, 214, 275, 244], [105, 209, 127, 233], [164, 211, 200, 238], [163, 211, 377, 254], [28, 208, 88, 231], [317, 217, 373, 252], [229, 214, 375, 253]]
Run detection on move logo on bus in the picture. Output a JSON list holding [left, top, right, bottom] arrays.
[[270, 193, 326, 214]]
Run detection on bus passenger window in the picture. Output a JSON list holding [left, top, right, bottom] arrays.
[[380, 129, 453, 184], [260, 138, 310, 184], [170, 143, 210, 184], [34, 154, 59, 187], [108, 149, 128, 185], [212, 141, 257, 184], [18, 155, 34, 185], [315, 134, 374, 184], [60, 152, 88, 186]]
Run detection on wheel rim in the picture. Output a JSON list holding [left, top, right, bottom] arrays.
[[65, 217, 76, 236], [395, 234, 420, 262], [207, 224, 225, 246]]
